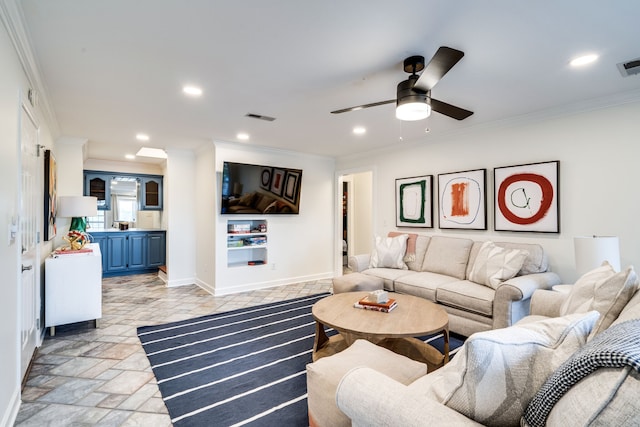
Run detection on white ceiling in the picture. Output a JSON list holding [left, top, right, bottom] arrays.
[[18, 0, 640, 163]]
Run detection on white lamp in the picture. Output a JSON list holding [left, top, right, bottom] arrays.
[[57, 196, 97, 249], [574, 236, 621, 276]]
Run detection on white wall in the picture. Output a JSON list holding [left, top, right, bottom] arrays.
[[83, 158, 164, 175], [337, 100, 640, 283], [165, 149, 197, 287], [53, 137, 87, 248], [194, 143, 216, 290], [0, 20, 23, 425], [211, 141, 335, 295], [0, 14, 58, 425]]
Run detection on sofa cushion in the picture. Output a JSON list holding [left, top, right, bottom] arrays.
[[468, 241, 529, 289], [370, 234, 409, 269], [412, 311, 600, 426], [613, 288, 640, 326], [394, 272, 460, 302], [560, 262, 638, 337], [421, 236, 473, 280], [306, 339, 427, 427], [523, 319, 640, 427], [362, 268, 412, 291], [543, 368, 640, 427], [436, 280, 495, 316]]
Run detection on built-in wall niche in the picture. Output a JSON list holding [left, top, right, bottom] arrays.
[[226, 219, 268, 267]]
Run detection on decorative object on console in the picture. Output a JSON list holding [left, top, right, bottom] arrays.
[[437, 168, 486, 230], [57, 195, 97, 250], [494, 160, 559, 233], [574, 235, 621, 275], [395, 175, 433, 228]]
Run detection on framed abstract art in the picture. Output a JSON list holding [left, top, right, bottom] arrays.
[[395, 175, 433, 228], [438, 168, 486, 230], [494, 160, 560, 233]]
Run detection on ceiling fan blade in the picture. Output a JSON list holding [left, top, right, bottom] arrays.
[[414, 47, 464, 92], [331, 99, 395, 114], [431, 98, 474, 120]]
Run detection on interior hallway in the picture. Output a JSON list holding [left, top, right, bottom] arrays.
[[16, 274, 332, 426]]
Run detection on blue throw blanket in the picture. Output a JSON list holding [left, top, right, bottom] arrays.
[[523, 319, 640, 427]]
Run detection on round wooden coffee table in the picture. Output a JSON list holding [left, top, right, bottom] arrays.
[[312, 291, 450, 371]]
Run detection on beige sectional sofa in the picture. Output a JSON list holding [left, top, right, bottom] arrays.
[[333, 262, 640, 426], [349, 234, 561, 336]]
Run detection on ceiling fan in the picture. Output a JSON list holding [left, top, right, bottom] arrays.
[[331, 46, 473, 121]]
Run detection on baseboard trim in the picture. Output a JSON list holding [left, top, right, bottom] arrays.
[[206, 272, 334, 296], [1, 386, 21, 427]]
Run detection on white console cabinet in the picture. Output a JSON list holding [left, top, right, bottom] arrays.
[[45, 243, 103, 336]]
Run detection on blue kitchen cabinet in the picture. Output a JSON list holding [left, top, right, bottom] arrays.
[[91, 230, 165, 277], [147, 232, 166, 267]]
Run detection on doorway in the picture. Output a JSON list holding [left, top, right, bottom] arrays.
[[338, 169, 373, 275]]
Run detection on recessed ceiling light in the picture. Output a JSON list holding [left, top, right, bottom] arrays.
[[125, 154, 136, 160], [136, 147, 168, 159], [570, 54, 598, 67], [183, 85, 203, 96], [237, 132, 250, 141], [353, 126, 366, 135], [136, 133, 150, 141]]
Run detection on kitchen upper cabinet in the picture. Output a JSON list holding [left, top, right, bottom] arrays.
[[140, 176, 163, 210], [84, 172, 112, 210], [84, 170, 163, 211]]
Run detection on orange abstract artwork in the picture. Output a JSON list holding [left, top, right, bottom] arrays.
[[450, 182, 469, 216]]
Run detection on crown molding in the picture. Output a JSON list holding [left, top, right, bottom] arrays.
[[0, 0, 60, 136]]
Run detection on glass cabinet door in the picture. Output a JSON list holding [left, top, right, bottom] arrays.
[[85, 173, 111, 210], [141, 177, 163, 210]]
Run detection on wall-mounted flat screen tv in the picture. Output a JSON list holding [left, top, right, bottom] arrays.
[[221, 161, 303, 214]]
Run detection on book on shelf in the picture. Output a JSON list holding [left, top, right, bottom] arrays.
[[353, 301, 397, 313], [358, 296, 397, 310]]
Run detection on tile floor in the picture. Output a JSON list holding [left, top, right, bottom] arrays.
[[16, 273, 333, 426]]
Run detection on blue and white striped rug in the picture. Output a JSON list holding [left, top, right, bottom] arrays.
[[137, 293, 464, 427]]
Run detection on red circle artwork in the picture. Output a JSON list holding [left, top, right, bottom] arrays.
[[497, 173, 553, 225]]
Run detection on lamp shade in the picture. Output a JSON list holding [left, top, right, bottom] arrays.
[[57, 196, 98, 218], [574, 236, 620, 276]]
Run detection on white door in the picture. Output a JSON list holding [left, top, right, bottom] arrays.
[[19, 102, 41, 380]]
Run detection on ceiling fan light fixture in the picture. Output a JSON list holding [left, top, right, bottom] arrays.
[[396, 75, 431, 121], [396, 98, 431, 121]]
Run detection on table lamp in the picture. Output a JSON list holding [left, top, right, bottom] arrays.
[[57, 196, 97, 249], [574, 235, 621, 276]]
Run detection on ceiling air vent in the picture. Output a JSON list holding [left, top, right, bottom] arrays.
[[245, 113, 276, 122], [617, 58, 640, 77]]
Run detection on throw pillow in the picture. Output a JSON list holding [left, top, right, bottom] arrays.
[[412, 311, 600, 426], [468, 241, 529, 289], [369, 234, 408, 270], [560, 262, 638, 337]]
